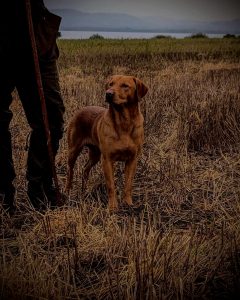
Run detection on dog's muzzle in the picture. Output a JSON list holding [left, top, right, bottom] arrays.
[[106, 90, 114, 103]]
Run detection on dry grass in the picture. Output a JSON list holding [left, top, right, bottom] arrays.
[[1, 39, 240, 299]]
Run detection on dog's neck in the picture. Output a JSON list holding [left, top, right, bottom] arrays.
[[108, 102, 141, 133]]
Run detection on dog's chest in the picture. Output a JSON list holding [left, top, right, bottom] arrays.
[[108, 130, 143, 161]]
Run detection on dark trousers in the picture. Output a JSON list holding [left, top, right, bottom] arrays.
[[0, 52, 65, 196]]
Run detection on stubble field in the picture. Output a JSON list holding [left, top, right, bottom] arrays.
[[1, 37, 240, 299]]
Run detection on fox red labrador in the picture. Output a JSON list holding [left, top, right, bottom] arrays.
[[66, 75, 148, 211]]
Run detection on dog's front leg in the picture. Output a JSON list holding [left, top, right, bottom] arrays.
[[123, 157, 138, 206], [102, 156, 118, 211]]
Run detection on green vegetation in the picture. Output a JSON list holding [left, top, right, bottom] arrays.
[[57, 37, 240, 72], [189, 32, 208, 38], [223, 33, 236, 38], [89, 33, 105, 40], [152, 34, 173, 39], [1, 38, 240, 299]]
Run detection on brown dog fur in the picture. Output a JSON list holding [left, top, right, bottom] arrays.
[[66, 75, 148, 211]]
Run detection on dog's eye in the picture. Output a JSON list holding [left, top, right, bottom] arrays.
[[121, 83, 129, 88], [109, 82, 114, 87]]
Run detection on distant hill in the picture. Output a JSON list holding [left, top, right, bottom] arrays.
[[52, 9, 240, 34], [52, 9, 152, 31]]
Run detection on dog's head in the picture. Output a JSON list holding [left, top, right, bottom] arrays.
[[105, 75, 148, 105]]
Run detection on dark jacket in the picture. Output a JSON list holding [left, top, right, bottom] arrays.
[[0, 0, 61, 58]]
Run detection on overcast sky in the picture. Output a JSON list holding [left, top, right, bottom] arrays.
[[45, 0, 240, 21]]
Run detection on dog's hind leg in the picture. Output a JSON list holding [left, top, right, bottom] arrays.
[[82, 146, 101, 192], [66, 144, 83, 194]]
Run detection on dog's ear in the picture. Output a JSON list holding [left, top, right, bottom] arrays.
[[134, 78, 148, 99]]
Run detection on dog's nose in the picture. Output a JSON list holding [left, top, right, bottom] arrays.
[[106, 90, 114, 102]]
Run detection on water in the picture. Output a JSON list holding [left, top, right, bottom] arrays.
[[60, 30, 224, 39]]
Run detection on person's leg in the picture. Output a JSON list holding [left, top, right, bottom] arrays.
[[39, 57, 65, 204], [16, 69, 46, 209], [0, 75, 16, 212], [16, 56, 64, 209]]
